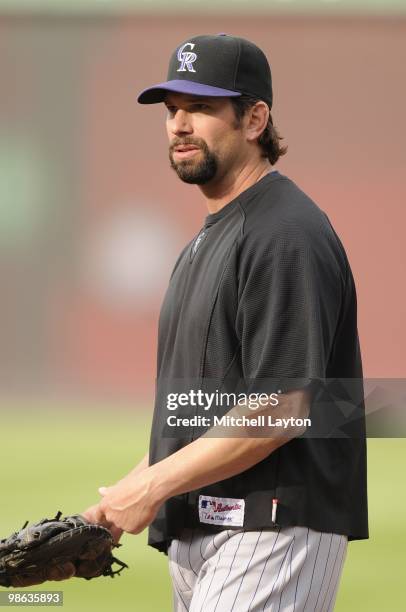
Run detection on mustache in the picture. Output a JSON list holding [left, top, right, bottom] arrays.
[[169, 136, 208, 153]]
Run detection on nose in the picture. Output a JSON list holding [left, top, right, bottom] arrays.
[[169, 109, 193, 137]]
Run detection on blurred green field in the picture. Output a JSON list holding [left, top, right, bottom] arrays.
[[0, 409, 404, 611]]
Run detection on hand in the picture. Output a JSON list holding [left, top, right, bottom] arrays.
[[81, 503, 123, 544], [98, 468, 161, 536]]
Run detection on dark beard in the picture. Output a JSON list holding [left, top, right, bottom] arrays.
[[169, 138, 218, 184]]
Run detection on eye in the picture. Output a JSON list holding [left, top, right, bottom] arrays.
[[191, 103, 210, 111], [165, 105, 177, 117]]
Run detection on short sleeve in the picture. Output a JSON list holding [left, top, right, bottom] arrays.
[[235, 223, 345, 392]]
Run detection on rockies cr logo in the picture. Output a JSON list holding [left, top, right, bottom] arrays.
[[177, 43, 197, 73]]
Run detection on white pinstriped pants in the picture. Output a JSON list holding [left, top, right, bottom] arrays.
[[168, 527, 347, 612]]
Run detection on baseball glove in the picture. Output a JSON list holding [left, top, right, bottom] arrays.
[[0, 511, 128, 588]]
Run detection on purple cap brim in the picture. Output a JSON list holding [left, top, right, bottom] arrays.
[[137, 79, 242, 104]]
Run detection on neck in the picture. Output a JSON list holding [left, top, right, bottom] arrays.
[[199, 158, 273, 214]]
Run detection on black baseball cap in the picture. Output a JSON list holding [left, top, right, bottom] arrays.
[[137, 34, 273, 108]]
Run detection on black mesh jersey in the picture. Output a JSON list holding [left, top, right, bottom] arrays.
[[148, 170, 368, 554]]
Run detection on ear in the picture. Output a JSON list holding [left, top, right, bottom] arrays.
[[245, 101, 269, 143]]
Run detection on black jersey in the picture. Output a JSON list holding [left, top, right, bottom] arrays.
[[148, 170, 368, 554]]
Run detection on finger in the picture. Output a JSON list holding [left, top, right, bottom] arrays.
[[82, 504, 106, 524], [98, 486, 108, 496], [109, 525, 124, 545]]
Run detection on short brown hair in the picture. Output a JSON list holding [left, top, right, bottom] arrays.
[[230, 95, 287, 165]]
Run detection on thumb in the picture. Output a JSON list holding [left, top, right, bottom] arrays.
[[98, 486, 108, 496]]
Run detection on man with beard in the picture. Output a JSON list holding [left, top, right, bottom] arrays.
[[84, 35, 368, 611]]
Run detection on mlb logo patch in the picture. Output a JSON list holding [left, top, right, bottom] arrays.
[[198, 495, 245, 527]]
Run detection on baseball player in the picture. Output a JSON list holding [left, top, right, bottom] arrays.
[[83, 34, 368, 611]]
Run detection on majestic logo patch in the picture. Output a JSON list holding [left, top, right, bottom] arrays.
[[177, 42, 197, 73], [198, 495, 245, 527]]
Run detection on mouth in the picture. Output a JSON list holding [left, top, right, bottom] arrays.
[[172, 144, 201, 160]]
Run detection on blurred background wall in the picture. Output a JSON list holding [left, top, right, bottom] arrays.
[[0, 0, 405, 406]]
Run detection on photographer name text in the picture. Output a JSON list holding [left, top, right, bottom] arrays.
[[166, 415, 311, 429]]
